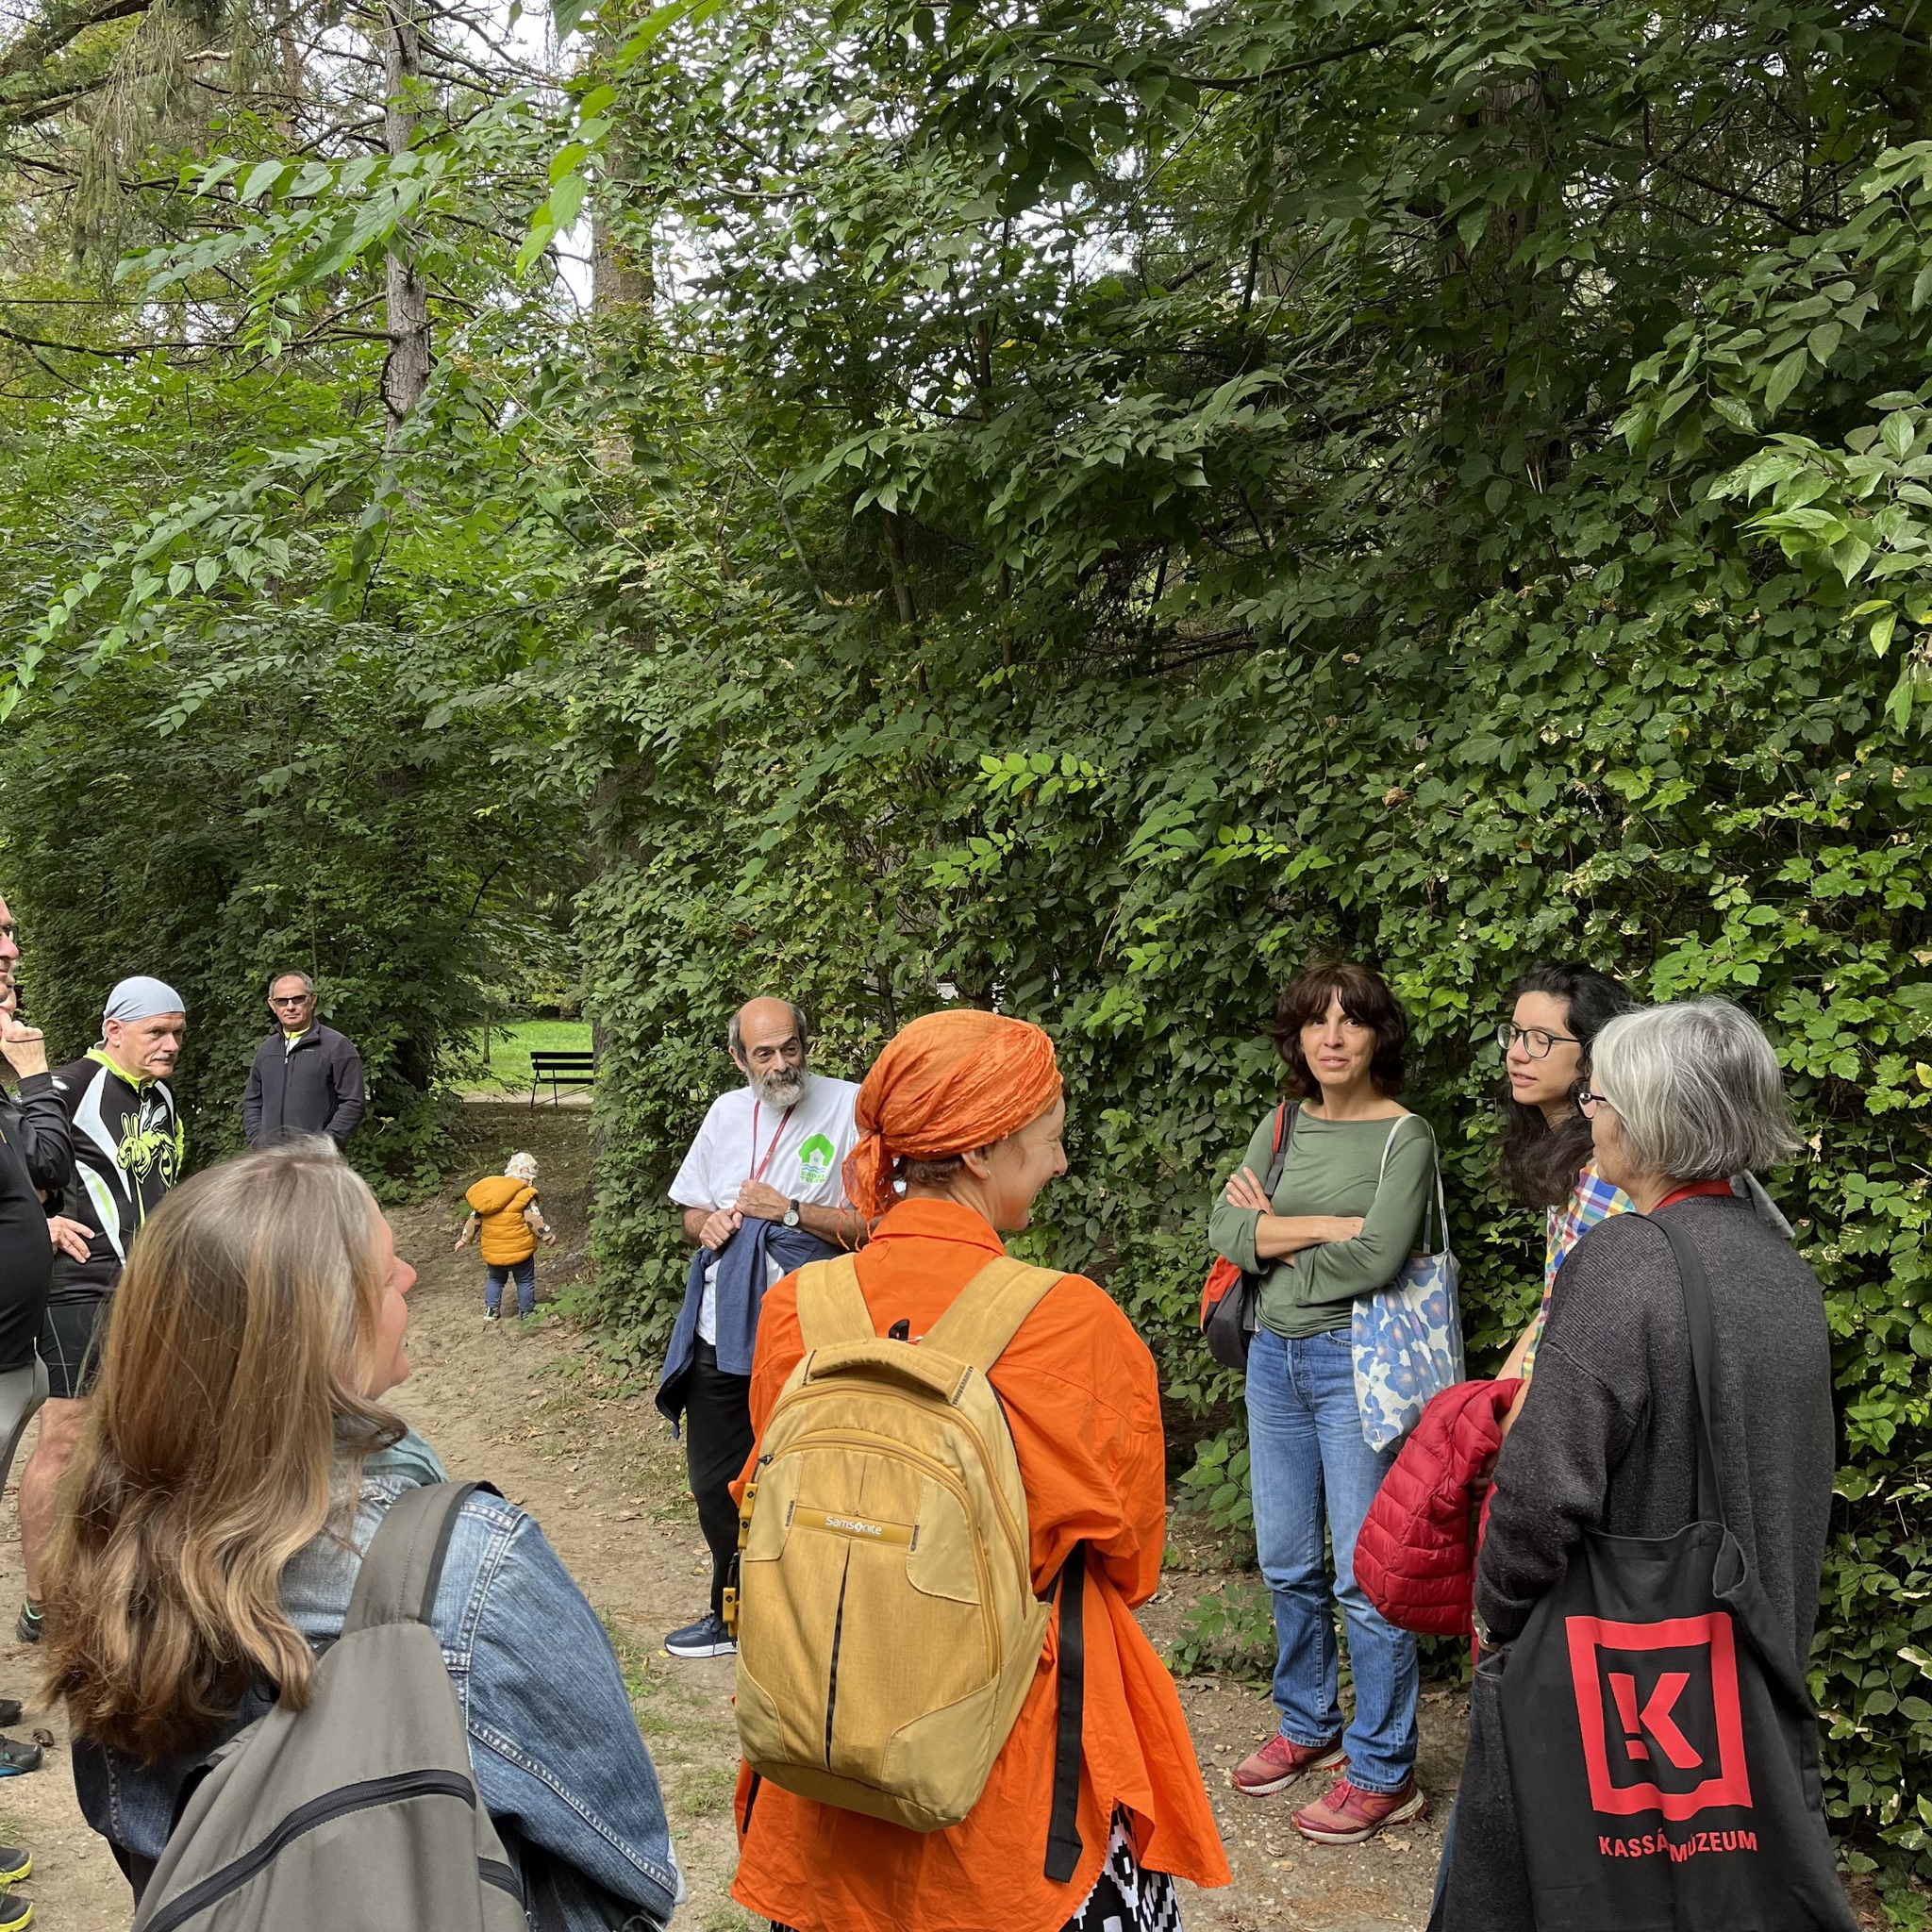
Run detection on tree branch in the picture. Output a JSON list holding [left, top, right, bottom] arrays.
[[1042, 26, 1428, 94]]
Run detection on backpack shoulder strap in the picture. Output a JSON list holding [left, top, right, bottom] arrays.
[[343, 1479, 487, 1635], [794, 1255, 875, 1350], [1263, 1103, 1298, 1194], [921, 1256, 1065, 1375]]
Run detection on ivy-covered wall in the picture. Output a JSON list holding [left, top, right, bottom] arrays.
[[568, 568, 1932, 1881]]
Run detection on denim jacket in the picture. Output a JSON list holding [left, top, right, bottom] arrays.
[[75, 1431, 683, 1928]]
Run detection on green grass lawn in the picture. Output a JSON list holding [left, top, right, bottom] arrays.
[[465, 1019, 593, 1095]]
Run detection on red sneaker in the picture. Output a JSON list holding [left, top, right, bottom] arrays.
[[1231, 1732, 1346, 1796], [1291, 1774, 1426, 1844]]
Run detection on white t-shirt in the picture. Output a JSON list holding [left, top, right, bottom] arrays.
[[669, 1073, 862, 1343]]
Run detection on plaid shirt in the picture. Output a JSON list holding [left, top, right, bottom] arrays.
[[1523, 1160, 1632, 1381]]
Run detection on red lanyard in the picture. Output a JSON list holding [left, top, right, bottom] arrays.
[[1654, 1179, 1735, 1210], [750, 1102, 793, 1185]]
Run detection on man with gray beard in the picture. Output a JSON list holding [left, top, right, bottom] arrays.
[[656, 997, 862, 1659]]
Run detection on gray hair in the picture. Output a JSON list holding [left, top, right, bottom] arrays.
[[1592, 1001, 1806, 1180], [267, 970, 315, 997], [727, 1001, 809, 1059]]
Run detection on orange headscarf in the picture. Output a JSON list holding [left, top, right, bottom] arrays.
[[843, 1010, 1063, 1220]]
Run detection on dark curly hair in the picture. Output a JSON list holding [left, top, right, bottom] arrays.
[[1272, 961, 1408, 1099], [1496, 962, 1636, 1208]]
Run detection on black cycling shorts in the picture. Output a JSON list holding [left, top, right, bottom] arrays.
[[40, 1296, 108, 1401]]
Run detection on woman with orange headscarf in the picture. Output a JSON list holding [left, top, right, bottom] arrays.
[[727, 1009, 1228, 1932]]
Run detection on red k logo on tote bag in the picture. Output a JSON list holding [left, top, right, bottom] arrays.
[[1495, 1212, 1856, 1930], [1566, 1611, 1753, 1822]]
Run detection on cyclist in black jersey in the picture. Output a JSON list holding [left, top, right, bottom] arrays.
[[18, 977, 184, 1649]]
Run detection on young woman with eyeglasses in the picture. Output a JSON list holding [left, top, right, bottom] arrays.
[[1492, 962, 1637, 1385]]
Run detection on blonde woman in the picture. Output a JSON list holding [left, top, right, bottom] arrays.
[[42, 1140, 680, 1925]]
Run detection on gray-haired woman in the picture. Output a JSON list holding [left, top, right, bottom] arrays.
[[1432, 1001, 1837, 1930]]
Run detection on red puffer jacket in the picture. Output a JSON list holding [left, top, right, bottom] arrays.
[[1352, 1377, 1523, 1637]]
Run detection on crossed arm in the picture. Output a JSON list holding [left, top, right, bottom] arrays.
[[682, 1178, 866, 1252], [1222, 1163, 1364, 1257]]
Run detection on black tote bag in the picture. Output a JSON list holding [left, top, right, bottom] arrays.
[[1495, 1211, 1856, 1931]]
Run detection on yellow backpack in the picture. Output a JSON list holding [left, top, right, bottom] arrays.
[[726, 1252, 1067, 1835]]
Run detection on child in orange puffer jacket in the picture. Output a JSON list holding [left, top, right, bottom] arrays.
[[454, 1151, 557, 1321]]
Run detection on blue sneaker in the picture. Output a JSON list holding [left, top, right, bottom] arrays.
[[663, 1612, 736, 1659]]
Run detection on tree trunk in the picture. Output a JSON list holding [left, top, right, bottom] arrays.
[[592, 125, 653, 319], [379, 0, 431, 437], [880, 510, 916, 625]]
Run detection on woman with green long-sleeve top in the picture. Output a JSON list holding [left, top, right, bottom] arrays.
[[1208, 959, 1435, 1847]]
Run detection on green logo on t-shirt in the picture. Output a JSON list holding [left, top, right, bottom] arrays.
[[797, 1133, 836, 1187]]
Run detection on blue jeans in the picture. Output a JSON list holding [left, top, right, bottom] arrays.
[[1245, 1324, 1419, 1792], [486, 1256, 536, 1316]]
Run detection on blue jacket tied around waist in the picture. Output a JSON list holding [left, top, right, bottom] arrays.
[[656, 1217, 841, 1425]]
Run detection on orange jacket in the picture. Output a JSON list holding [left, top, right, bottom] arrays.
[[466, 1175, 538, 1265], [729, 1196, 1229, 1932]]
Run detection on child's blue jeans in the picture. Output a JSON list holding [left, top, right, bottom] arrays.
[[485, 1257, 537, 1317]]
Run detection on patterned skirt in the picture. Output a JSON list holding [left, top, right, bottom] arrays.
[[770, 1808, 1182, 1932]]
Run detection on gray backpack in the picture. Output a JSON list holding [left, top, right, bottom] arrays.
[[133, 1481, 527, 1932]]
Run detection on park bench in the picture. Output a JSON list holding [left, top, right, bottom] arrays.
[[529, 1049, 595, 1108]]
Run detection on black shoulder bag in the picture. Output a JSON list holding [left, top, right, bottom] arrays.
[[1495, 1210, 1856, 1930], [1200, 1104, 1298, 1371]]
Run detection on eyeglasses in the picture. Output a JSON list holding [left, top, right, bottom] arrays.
[[1575, 1090, 1613, 1119], [269, 993, 313, 1008], [1496, 1022, 1582, 1059]]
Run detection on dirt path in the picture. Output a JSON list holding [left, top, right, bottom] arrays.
[[0, 1105, 1459, 1929]]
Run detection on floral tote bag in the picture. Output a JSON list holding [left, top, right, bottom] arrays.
[[1351, 1121, 1465, 1451]]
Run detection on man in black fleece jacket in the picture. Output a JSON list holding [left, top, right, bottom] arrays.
[[241, 971, 366, 1148], [0, 895, 75, 1775]]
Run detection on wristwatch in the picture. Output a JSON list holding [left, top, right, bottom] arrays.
[[783, 1199, 801, 1228]]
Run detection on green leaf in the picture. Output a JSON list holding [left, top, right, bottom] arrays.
[[1763, 348, 1811, 415], [237, 160, 286, 205]]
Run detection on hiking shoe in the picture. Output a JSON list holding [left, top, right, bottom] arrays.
[[0, 1890, 28, 1931], [1232, 1731, 1346, 1796], [662, 1612, 736, 1659], [483, 1308, 501, 1324], [12, 1604, 39, 1646], [0, 1701, 21, 1731], [1291, 1774, 1426, 1844], [0, 1846, 28, 1887], [0, 1739, 42, 1778]]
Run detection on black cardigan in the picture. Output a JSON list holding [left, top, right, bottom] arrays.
[[1477, 1194, 1836, 1665], [1434, 1195, 1839, 1932]]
